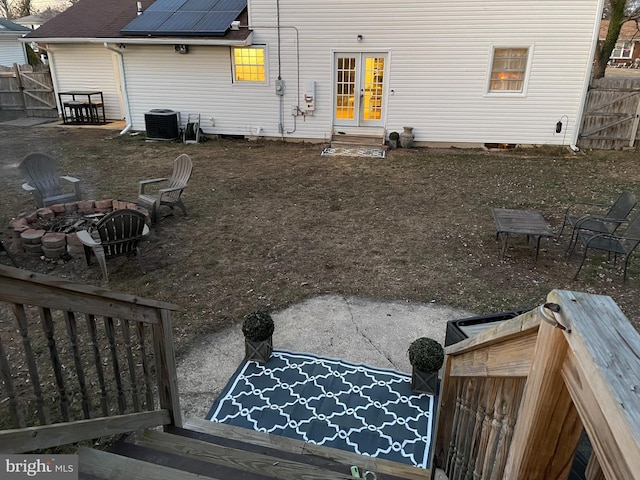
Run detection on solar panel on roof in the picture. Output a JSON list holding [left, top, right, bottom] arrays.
[[121, 0, 246, 36], [122, 11, 175, 34], [192, 11, 239, 34], [156, 12, 207, 32], [147, 0, 188, 10], [180, 0, 220, 11]]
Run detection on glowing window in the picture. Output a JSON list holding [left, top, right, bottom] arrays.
[[489, 48, 529, 93], [233, 47, 266, 82]]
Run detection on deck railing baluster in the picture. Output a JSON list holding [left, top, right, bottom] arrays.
[[39, 307, 71, 422], [121, 319, 140, 412], [0, 335, 25, 428], [136, 322, 155, 411], [64, 310, 91, 419], [12, 303, 50, 425], [104, 317, 126, 414], [85, 314, 108, 417]]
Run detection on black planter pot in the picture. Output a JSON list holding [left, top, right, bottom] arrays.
[[411, 367, 438, 395], [244, 336, 273, 363]]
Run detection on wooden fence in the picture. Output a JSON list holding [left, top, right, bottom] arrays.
[[0, 265, 182, 453], [578, 77, 640, 150], [0, 63, 57, 118], [435, 290, 640, 479]]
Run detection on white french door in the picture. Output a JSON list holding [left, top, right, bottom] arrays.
[[333, 53, 386, 127]]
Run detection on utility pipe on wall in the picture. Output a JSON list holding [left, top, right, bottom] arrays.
[[103, 42, 132, 135]]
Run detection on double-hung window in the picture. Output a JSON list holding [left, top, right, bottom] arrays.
[[488, 47, 530, 93], [232, 46, 266, 83]]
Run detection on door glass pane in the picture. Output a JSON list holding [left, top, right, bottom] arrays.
[[363, 57, 384, 120], [336, 57, 356, 120]]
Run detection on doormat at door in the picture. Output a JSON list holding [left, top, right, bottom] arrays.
[[206, 350, 436, 469], [321, 146, 386, 158]]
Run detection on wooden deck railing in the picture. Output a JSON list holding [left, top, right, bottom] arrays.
[[0, 265, 181, 453], [434, 290, 640, 480]]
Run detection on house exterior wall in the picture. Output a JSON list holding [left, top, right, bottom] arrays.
[[47, 43, 124, 120], [244, 0, 603, 146], [0, 36, 27, 66], [45, 0, 603, 146]]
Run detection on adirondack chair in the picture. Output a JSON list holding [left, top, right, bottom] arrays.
[[137, 154, 193, 223], [76, 209, 149, 282], [19, 153, 82, 208]]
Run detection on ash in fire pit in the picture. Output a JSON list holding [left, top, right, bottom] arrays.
[[8, 199, 150, 260]]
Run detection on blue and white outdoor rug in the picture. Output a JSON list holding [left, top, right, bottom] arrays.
[[206, 350, 437, 468]]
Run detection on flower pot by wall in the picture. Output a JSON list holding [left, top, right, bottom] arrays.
[[388, 132, 400, 149], [400, 127, 414, 148]]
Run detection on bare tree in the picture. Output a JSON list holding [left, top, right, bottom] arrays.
[[593, 0, 640, 79], [14, 0, 31, 17], [0, 0, 12, 19]]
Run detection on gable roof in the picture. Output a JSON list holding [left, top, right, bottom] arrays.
[[0, 18, 31, 34], [599, 19, 640, 41], [25, 0, 250, 43]]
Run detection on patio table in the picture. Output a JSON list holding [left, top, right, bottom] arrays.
[[491, 208, 554, 264]]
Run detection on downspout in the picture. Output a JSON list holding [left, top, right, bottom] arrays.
[[103, 42, 132, 135], [572, 0, 608, 152]]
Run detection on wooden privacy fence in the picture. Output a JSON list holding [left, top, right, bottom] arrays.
[[0, 265, 182, 453], [579, 77, 640, 150], [0, 63, 57, 117], [435, 290, 640, 480]]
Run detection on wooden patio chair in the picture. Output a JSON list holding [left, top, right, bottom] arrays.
[[137, 154, 193, 223], [559, 190, 637, 257], [19, 153, 82, 208], [573, 211, 640, 283], [76, 209, 149, 282]]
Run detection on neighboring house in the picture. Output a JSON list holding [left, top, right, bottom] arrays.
[[599, 19, 640, 68], [0, 19, 30, 67], [14, 10, 61, 31], [25, 0, 605, 148]]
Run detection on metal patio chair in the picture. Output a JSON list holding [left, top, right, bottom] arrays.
[[76, 209, 149, 282], [559, 191, 637, 257], [573, 211, 640, 283], [137, 153, 192, 223], [19, 153, 82, 208]]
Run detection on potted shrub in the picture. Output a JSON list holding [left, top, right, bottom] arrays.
[[408, 337, 444, 395], [388, 131, 400, 149], [242, 310, 275, 363]]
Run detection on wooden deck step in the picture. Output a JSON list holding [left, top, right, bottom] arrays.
[[183, 418, 429, 480], [78, 419, 430, 480], [331, 127, 386, 148]]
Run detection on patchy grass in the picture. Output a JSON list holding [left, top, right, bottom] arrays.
[[1, 123, 639, 358]]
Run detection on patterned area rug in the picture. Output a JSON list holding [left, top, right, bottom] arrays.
[[321, 146, 387, 158], [206, 350, 436, 468]]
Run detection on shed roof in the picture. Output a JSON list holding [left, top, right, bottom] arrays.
[[599, 19, 640, 41], [25, 0, 250, 43], [0, 18, 32, 34]]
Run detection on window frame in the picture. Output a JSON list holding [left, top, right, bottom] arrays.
[[611, 41, 633, 59], [486, 46, 533, 96], [231, 45, 268, 84]]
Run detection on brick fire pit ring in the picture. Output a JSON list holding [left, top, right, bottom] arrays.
[[8, 199, 150, 260]]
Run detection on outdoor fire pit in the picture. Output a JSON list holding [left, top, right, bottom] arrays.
[[8, 199, 150, 260]]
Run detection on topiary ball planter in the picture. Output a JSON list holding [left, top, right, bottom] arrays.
[[408, 337, 444, 395], [242, 310, 275, 363], [245, 337, 273, 363], [411, 368, 439, 395]]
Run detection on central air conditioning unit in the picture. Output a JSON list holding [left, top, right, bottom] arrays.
[[144, 109, 179, 141]]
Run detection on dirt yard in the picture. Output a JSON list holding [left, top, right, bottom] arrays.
[[1, 118, 639, 356]]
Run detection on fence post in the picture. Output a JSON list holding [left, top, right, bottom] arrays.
[[502, 313, 583, 479], [12, 63, 26, 112]]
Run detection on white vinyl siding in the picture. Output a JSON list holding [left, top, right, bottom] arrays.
[[48, 44, 123, 120], [246, 0, 601, 145], [0, 36, 27, 66]]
